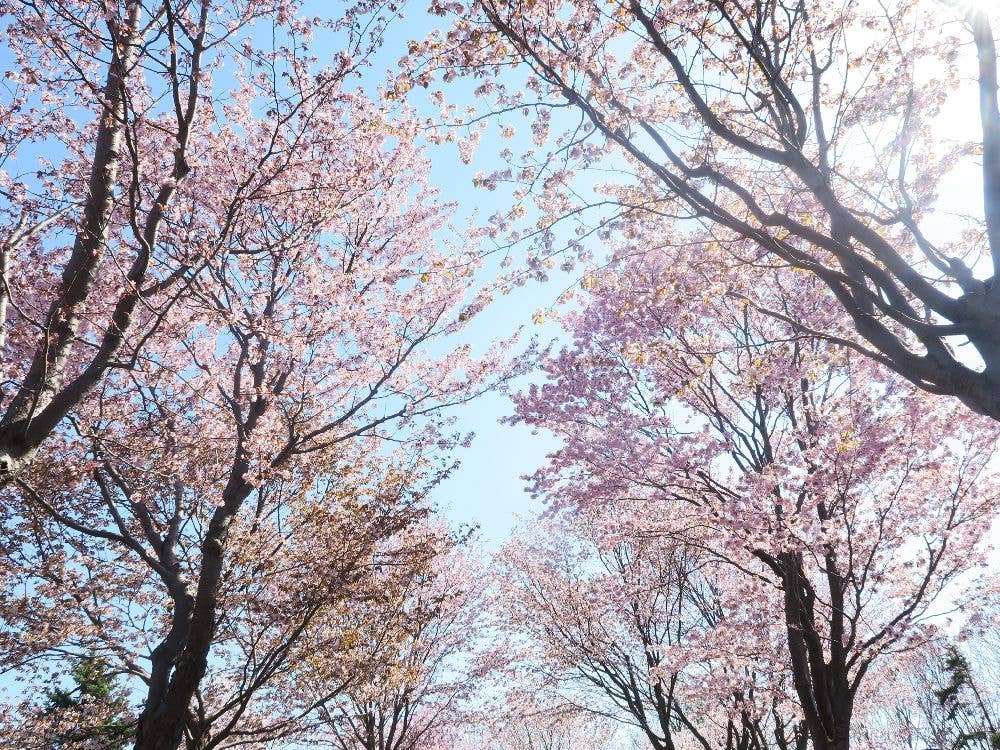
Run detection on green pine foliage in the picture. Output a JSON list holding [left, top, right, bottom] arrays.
[[42, 657, 132, 749], [933, 647, 1000, 750]]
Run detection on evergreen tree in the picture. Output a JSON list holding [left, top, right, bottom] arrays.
[[42, 657, 131, 749], [932, 647, 1000, 750]]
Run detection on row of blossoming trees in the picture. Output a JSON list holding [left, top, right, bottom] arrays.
[[2, 1, 1000, 750]]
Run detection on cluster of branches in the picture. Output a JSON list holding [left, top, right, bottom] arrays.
[[412, 0, 1000, 418]]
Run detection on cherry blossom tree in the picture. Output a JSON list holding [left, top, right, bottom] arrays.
[[511, 245, 1000, 750], [411, 0, 1000, 421], [0, 0, 397, 480], [496, 511, 808, 750], [309, 543, 486, 750], [1, 444, 471, 749], [0, 47, 500, 747], [486, 707, 619, 750]]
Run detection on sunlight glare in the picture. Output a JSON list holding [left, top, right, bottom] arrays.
[[958, 0, 995, 17]]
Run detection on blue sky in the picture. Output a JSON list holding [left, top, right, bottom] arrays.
[[323, 3, 577, 546]]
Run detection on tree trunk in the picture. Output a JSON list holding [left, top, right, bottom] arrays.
[[133, 477, 248, 750], [778, 554, 854, 750]]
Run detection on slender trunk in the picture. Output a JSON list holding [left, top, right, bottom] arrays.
[[132, 530, 226, 749], [144, 586, 196, 728], [780, 554, 853, 750], [133, 475, 252, 750]]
